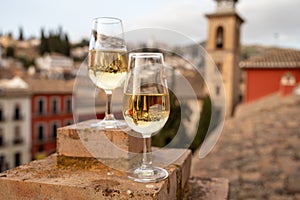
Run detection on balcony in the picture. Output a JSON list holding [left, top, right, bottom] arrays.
[[0, 141, 6, 148], [13, 115, 24, 121], [0, 116, 5, 123], [13, 138, 23, 145]]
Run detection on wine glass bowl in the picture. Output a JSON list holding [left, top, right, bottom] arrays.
[[88, 17, 127, 129], [123, 53, 170, 182]]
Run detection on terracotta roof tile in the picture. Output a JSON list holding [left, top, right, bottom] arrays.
[[23, 77, 74, 94], [240, 48, 300, 69]]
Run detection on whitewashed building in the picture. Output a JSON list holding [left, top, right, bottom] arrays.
[[35, 53, 74, 79], [0, 77, 31, 172]]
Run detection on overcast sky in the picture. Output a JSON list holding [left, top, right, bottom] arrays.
[[0, 0, 299, 49]]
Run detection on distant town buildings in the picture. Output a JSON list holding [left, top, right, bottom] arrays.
[[35, 53, 74, 79], [23, 77, 74, 160], [0, 35, 40, 59], [0, 79, 31, 172], [0, 45, 3, 61], [0, 74, 74, 165], [0, 3, 300, 172], [240, 48, 300, 102], [71, 46, 88, 60]]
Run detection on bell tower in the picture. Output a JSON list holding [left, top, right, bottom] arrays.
[[205, 0, 244, 116]]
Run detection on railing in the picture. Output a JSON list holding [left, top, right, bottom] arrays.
[[13, 115, 24, 121], [13, 138, 24, 145], [0, 141, 6, 148], [0, 116, 6, 122]]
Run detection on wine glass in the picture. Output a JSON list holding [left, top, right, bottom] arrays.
[[88, 17, 127, 129], [123, 53, 170, 182]]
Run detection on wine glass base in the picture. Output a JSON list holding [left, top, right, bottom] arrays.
[[90, 119, 128, 130], [128, 166, 168, 183]]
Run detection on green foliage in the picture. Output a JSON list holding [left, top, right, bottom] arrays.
[[152, 93, 212, 153], [18, 27, 24, 41], [189, 95, 212, 152], [152, 90, 183, 147], [7, 32, 13, 39], [39, 28, 49, 55], [6, 46, 15, 57], [72, 38, 89, 48], [63, 34, 70, 56], [39, 27, 70, 56], [15, 55, 34, 69]]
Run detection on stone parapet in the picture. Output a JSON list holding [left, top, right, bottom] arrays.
[[0, 120, 229, 199], [0, 150, 192, 199], [0, 153, 229, 199], [57, 119, 144, 158]]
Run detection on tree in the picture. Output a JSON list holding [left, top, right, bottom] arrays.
[[189, 95, 212, 152], [16, 55, 34, 69], [6, 46, 15, 57], [7, 32, 13, 39], [39, 26, 71, 56], [151, 93, 212, 152], [39, 28, 49, 55], [18, 27, 24, 41], [152, 90, 189, 148], [63, 33, 70, 56]]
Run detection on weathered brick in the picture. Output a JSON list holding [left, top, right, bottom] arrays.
[[0, 148, 194, 200], [57, 119, 144, 159], [287, 172, 300, 194]]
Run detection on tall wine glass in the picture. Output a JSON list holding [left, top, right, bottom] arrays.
[[88, 17, 127, 129], [123, 53, 170, 182]]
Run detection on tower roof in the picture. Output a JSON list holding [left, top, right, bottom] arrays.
[[215, 0, 238, 2], [206, 0, 244, 23], [214, 0, 239, 13]]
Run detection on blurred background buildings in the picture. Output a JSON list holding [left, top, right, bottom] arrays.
[[0, 5, 299, 199]]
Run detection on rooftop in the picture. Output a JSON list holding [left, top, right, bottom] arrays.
[[240, 48, 300, 69], [192, 93, 300, 199], [23, 76, 74, 94], [0, 88, 31, 97]]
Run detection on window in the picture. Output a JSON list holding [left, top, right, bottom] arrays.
[[0, 106, 4, 121], [0, 155, 5, 172], [216, 26, 224, 49], [65, 97, 72, 113], [216, 86, 220, 96], [13, 126, 23, 144], [37, 124, 45, 141], [35, 146, 46, 160], [51, 97, 60, 114], [14, 104, 21, 120], [216, 63, 223, 73], [38, 146, 44, 152], [37, 98, 46, 115], [64, 119, 72, 126], [0, 128, 4, 146], [14, 152, 21, 167], [281, 72, 296, 86], [51, 122, 59, 139]]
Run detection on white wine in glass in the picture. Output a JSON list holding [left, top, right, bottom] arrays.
[[88, 50, 127, 90], [123, 93, 169, 137], [88, 17, 127, 129], [123, 53, 170, 182]]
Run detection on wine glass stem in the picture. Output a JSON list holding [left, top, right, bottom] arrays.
[[141, 137, 152, 170], [105, 90, 114, 120]]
